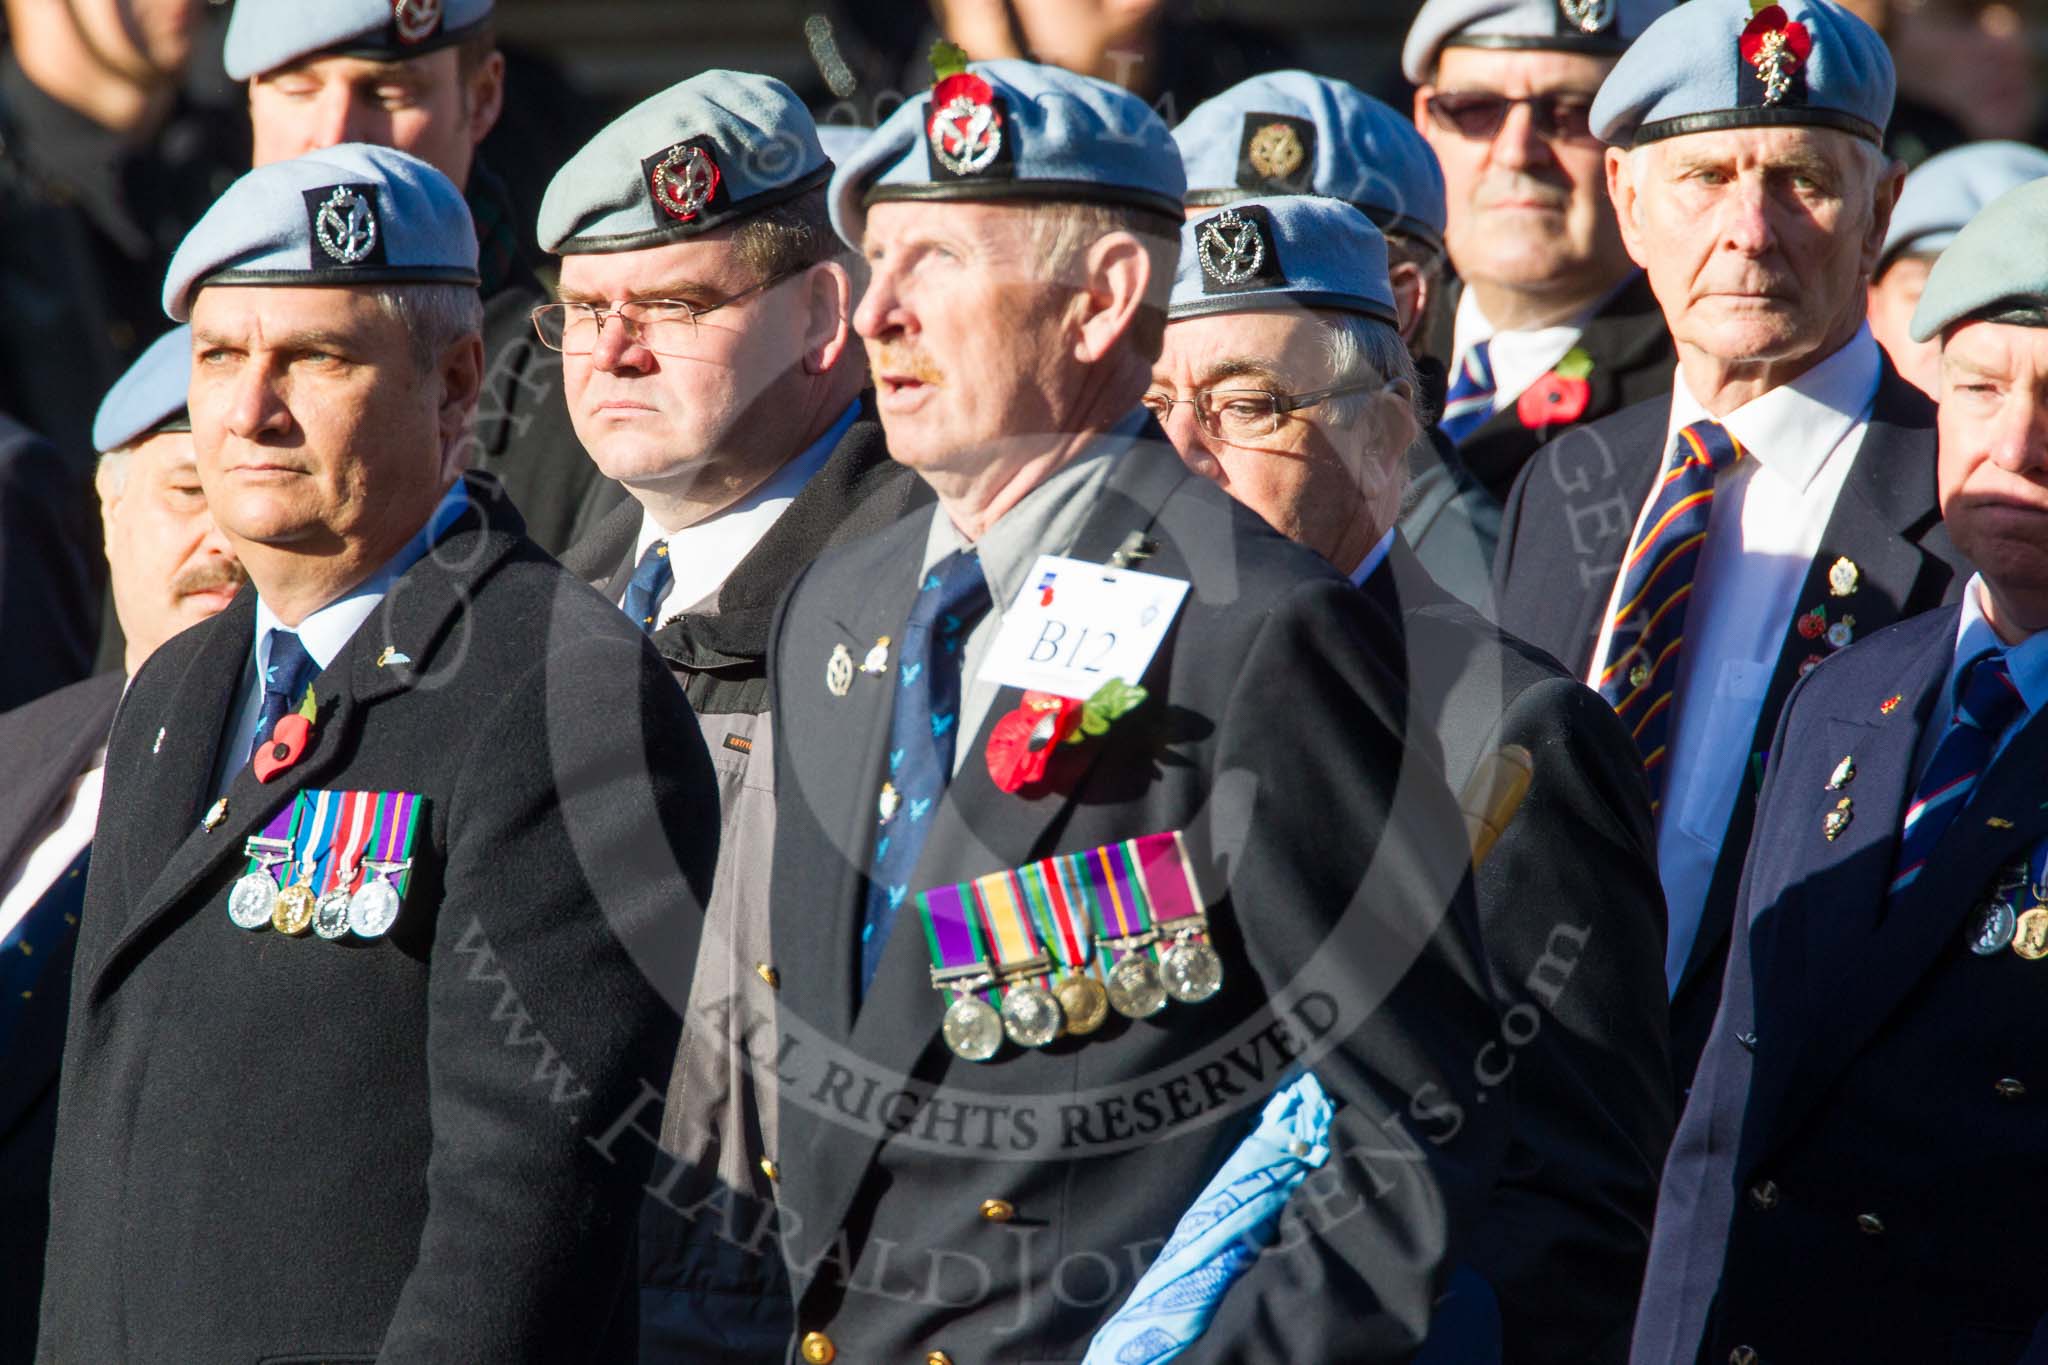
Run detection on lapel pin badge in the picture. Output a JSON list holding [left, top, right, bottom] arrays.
[[375, 646, 412, 669], [1827, 755, 1856, 790], [153, 726, 166, 755], [860, 636, 891, 676], [1880, 693, 1903, 716], [826, 643, 855, 697], [1988, 817, 2016, 829], [1823, 796, 1852, 841], [202, 797, 229, 831], [1827, 556, 1859, 597], [253, 686, 318, 784]]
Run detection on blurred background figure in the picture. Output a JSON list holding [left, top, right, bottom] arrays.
[[0, 324, 238, 1365], [1868, 140, 2048, 397]]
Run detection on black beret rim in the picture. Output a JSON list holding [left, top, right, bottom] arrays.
[[315, 16, 492, 67], [552, 162, 833, 256], [1630, 106, 1883, 147], [152, 413, 194, 436], [1442, 32, 1632, 57], [862, 179, 1186, 225], [1167, 291, 1398, 327], [194, 265, 484, 297]]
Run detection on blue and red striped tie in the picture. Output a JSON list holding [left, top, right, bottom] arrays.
[[1595, 420, 1743, 811], [1439, 339, 1495, 446], [1889, 651, 2026, 897]]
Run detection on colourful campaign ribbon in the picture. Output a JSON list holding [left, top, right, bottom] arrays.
[[242, 797, 303, 878], [972, 869, 1052, 985], [1131, 831, 1203, 932], [917, 881, 998, 1005], [1018, 859, 1094, 977], [1088, 840, 1153, 947], [320, 789, 379, 896], [297, 790, 343, 888], [364, 791, 423, 894]]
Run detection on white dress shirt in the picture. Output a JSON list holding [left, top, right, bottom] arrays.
[[0, 760, 104, 945], [628, 402, 856, 628], [1588, 326, 1881, 991], [1450, 287, 1598, 416]]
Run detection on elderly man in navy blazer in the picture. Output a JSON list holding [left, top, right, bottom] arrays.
[[1633, 175, 2048, 1365]]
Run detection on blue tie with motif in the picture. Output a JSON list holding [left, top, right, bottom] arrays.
[[860, 549, 992, 996], [1439, 339, 1496, 445], [1890, 651, 2027, 898], [622, 539, 674, 634], [0, 844, 89, 1057], [248, 629, 314, 766]]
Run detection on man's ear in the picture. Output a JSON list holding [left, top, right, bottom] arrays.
[[1389, 259, 1430, 344], [1859, 157, 1908, 280], [800, 261, 854, 375], [465, 51, 507, 147], [1072, 230, 1151, 365], [1606, 145, 1650, 271], [435, 333, 487, 477]]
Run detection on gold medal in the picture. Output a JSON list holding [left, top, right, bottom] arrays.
[[271, 884, 316, 936], [1054, 975, 1109, 1035], [2015, 907, 2048, 960]]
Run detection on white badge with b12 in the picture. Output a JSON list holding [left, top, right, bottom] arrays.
[[977, 553, 1190, 700]]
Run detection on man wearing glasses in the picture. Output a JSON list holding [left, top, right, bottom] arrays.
[[535, 73, 923, 1363], [1151, 194, 1671, 1365], [1406, 0, 1678, 504]]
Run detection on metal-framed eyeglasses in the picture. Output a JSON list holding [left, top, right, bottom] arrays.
[[530, 267, 800, 356], [1140, 380, 1382, 440]]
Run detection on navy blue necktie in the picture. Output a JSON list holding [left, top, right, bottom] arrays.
[[1439, 339, 1496, 445], [622, 539, 674, 634], [1891, 651, 2027, 898], [0, 844, 89, 1057], [860, 549, 993, 996], [248, 629, 314, 766]]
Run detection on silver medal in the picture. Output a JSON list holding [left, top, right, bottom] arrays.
[[312, 888, 354, 940], [349, 878, 402, 938], [1973, 900, 2019, 956], [1106, 951, 1168, 1018], [228, 873, 279, 930], [942, 994, 1003, 1061], [1161, 936, 1224, 1003], [1000, 981, 1064, 1048]]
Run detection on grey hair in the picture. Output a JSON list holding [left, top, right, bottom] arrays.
[[367, 282, 485, 373], [1023, 202, 1183, 363], [95, 447, 132, 493], [1320, 311, 1420, 427]]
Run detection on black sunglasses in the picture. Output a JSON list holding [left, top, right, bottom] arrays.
[[1424, 91, 1600, 144]]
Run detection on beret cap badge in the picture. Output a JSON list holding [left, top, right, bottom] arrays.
[[393, 0, 442, 46], [1197, 208, 1267, 287], [1559, 0, 1615, 35], [1245, 121, 1307, 181], [927, 72, 1005, 177], [313, 185, 380, 265], [649, 141, 722, 223], [1740, 4, 1813, 107]]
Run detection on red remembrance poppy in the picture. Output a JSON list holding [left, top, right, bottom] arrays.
[[1518, 373, 1591, 429], [985, 691, 1083, 794], [253, 713, 313, 783], [1739, 7, 1812, 66]]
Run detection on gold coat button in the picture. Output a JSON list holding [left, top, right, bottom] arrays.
[[756, 962, 780, 989], [979, 1198, 1016, 1222], [1997, 1077, 2027, 1100], [1856, 1213, 1885, 1236], [1748, 1180, 1780, 1210], [927, 1353, 955, 1365], [1730, 1349, 1758, 1365], [760, 1156, 780, 1182], [799, 1330, 835, 1364]]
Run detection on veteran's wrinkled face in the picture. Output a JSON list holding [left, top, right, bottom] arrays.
[[1612, 126, 1899, 370], [98, 431, 244, 671], [249, 48, 502, 190], [1414, 47, 1623, 306], [555, 234, 823, 497], [1869, 252, 1940, 397], [853, 199, 1081, 476], [187, 285, 474, 570], [1937, 318, 2048, 634]]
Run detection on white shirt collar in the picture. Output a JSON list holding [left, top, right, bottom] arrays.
[[1665, 326, 1882, 495]]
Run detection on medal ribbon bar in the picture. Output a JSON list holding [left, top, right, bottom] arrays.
[[918, 881, 997, 1004]]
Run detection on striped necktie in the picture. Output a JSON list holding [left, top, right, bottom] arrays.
[[622, 539, 674, 635], [1594, 420, 1743, 811], [1439, 339, 1496, 445], [1890, 651, 2027, 897]]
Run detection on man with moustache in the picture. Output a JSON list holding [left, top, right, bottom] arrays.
[[1406, 0, 1678, 503], [761, 58, 1507, 1363], [1633, 173, 2048, 1365], [36, 144, 717, 1363], [1149, 195, 1669, 1365], [1495, 0, 1973, 1092], [222, 0, 607, 553], [536, 73, 923, 1362], [0, 325, 241, 1365]]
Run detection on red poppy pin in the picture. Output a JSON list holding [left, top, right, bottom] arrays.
[[985, 678, 1147, 795], [1517, 346, 1594, 429], [1740, 4, 1813, 107], [253, 686, 317, 783]]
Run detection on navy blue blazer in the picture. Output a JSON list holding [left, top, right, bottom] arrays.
[[1633, 604, 2048, 1365], [1494, 361, 1971, 1092]]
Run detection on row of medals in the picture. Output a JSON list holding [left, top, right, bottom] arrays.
[[1969, 863, 2048, 959], [226, 836, 408, 940], [939, 920, 1226, 1062]]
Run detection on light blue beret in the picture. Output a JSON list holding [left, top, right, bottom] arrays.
[[225, 0, 492, 81], [815, 124, 876, 169], [1589, 0, 1893, 148], [1167, 197, 1396, 326], [1172, 72, 1446, 254], [1910, 178, 2048, 342], [1403, 0, 1673, 84], [1882, 141, 2048, 273], [93, 326, 192, 453], [164, 143, 480, 321], [539, 72, 830, 255], [827, 60, 1184, 248]]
